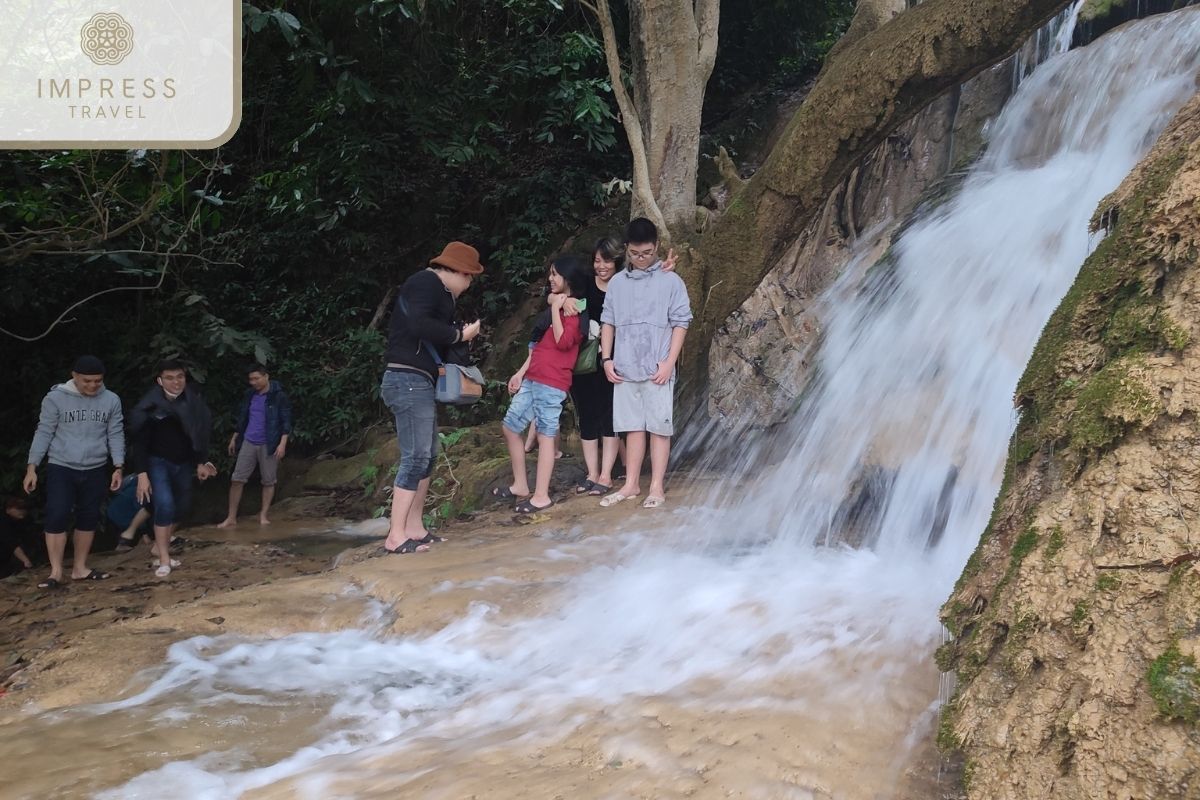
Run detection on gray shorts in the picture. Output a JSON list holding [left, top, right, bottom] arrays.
[[231, 441, 279, 486], [613, 378, 675, 436]]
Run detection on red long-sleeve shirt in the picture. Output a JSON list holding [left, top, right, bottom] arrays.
[[525, 312, 582, 392]]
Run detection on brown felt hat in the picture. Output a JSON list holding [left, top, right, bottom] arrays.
[[430, 241, 484, 275]]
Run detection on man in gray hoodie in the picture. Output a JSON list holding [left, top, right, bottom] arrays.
[[24, 355, 125, 588], [599, 217, 692, 510]]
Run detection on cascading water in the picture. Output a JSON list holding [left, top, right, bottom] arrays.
[[6, 9, 1200, 799], [696, 5, 1200, 577]]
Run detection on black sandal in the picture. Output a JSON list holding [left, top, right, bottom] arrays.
[[37, 577, 64, 589], [491, 486, 527, 501], [575, 479, 597, 495], [73, 569, 111, 581], [586, 482, 612, 496], [514, 499, 554, 514], [382, 539, 429, 555], [417, 532, 445, 544]]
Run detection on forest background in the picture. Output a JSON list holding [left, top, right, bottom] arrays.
[[0, 0, 853, 487]]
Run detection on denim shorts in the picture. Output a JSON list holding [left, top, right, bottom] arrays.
[[381, 370, 438, 491], [43, 464, 108, 533], [503, 379, 567, 438]]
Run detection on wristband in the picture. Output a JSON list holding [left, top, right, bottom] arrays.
[[602, 357, 613, 363]]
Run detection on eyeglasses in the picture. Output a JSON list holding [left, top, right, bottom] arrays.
[[627, 247, 656, 260]]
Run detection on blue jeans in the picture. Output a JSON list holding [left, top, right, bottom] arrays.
[[147, 456, 193, 527], [381, 370, 438, 491], [503, 379, 567, 438]]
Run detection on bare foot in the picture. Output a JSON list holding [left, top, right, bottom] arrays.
[[216, 517, 237, 529], [258, 516, 271, 526]]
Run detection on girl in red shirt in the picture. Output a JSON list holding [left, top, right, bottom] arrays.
[[497, 255, 591, 513]]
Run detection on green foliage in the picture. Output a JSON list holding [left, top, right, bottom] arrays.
[[1043, 525, 1065, 560], [1147, 643, 1200, 723], [0, 0, 856, 488], [1011, 526, 1040, 568], [1068, 356, 1159, 454], [935, 641, 956, 673], [936, 703, 961, 751], [1096, 573, 1121, 592]]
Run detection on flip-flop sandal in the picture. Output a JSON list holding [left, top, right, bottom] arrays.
[[115, 537, 137, 552], [155, 564, 172, 578], [382, 538, 429, 555], [514, 499, 554, 514], [599, 492, 636, 508], [74, 569, 111, 581], [642, 496, 666, 509], [37, 578, 64, 590], [491, 486, 527, 501], [417, 533, 445, 544], [150, 559, 182, 569], [586, 482, 613, 497], [575, 479, 596, 494]]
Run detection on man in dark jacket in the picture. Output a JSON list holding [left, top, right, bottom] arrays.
[[128, 359, 216, 577], [218, 363, 293, 527]]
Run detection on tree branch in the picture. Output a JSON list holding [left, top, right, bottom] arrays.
[[1, 154, 224, 343], [695, 0, 720, 81], [583, 0, 670, 238]]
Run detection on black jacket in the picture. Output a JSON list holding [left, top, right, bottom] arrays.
[[127, 386, 213, 471], [385, 269, 461, 377]]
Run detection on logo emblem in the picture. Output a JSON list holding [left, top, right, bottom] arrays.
[[80, 12, 133, 65]]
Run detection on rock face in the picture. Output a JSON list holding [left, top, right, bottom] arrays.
[[939, 92, 1200, 800], [707, 45, 1015, 425]]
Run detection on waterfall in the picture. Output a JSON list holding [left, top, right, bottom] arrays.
[[19, 8, 1200, 799], [694, 6, 1200, 579]]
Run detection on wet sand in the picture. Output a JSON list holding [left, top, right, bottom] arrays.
[[0, 488, 960, 799]]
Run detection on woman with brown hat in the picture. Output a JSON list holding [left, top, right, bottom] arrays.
[[381, 241, 483, 554]]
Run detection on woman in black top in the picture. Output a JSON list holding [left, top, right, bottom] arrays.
[[381, 241, 483, 554], [570, 236, 624, 495]]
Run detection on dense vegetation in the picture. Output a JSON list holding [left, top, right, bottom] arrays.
[[0, 0, 852, 488]]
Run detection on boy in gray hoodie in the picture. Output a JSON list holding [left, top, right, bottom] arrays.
[[24, 355, 125, 588]]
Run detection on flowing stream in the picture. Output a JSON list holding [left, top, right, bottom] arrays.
[[5, 8, 1200, 799]]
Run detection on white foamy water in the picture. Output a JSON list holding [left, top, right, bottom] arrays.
[[53, 8, 1200, 798]]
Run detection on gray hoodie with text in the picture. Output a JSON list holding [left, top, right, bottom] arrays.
[[26, 381, 125, 471]]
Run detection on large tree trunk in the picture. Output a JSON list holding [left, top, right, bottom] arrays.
[[628, 0, 718, 233], [584, 0, 718, 239], [677, 0, 1073, 394]]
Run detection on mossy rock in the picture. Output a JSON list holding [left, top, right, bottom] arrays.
[[1067, 356, 1160, 453], [1015, 149, 1185, 464], [303, 451, 379, 490], [1147, 643, 1200, 723], [1079, 0, 1127, 22]]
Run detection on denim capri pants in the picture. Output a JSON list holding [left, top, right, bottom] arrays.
[[381, 370, 438, 491], [146, 456, 194, 527]]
